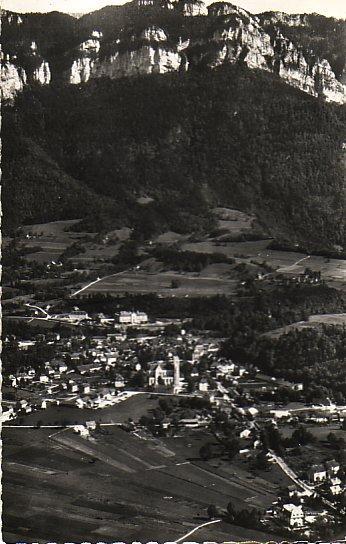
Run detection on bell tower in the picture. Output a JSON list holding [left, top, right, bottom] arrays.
[[173, 355, 181, 394]]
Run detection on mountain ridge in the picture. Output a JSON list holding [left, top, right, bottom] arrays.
[[1, 1, 345, 103], [1, 2, 345, 253]]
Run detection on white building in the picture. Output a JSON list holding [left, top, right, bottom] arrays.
[[74, 425, 89, 437], [115, 375, 125, 388], [329, 477, 342, 495], [119, 311, 148, 325], [282, 504, 305, 528], [308, 465, 327, 483], [148, 362, 174, 387], [198, 378, 209, 392]]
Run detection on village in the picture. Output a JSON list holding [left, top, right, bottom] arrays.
[[2, 304, 346, 541]]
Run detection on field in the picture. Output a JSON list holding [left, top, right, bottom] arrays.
[[8, 212, 345, 302], [20, 219, 87, 263], [12, 393, 160, 426], [279, 421, 346, 443], [20, 220, 128, 265], [182, 240, 346, 288], [264, 313, 346, 338], [3, 423, 285, 543], [275, 422, 346, 480], [80, 264, 238, 297]]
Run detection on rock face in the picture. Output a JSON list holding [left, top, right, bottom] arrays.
[[33, 61, 51, 85], [140, 25, 168, 42], [79, 38, 101, 53], [2, 2, 345, 104], [70, 58, 95, 84], [202, 5, 344, 104], [68, 50, 183, 84], [260, 11, 309, 27], [1, 60, 27, 102], [313, 59, 346, 103], [68, 26, 185, 83], [211, 17, 273, 71], [208, 1, 253, 19], [91, 47, 183, 80], [1, 57, 52, 100], [178, 0, 208, 16], [1, 11, 51, 101]]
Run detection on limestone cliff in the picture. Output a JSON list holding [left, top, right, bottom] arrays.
[[178, 0, 208, 16], [92, 46, 183, 78], [1, 1, 345, 104], [209, 15, 273, 71], [33, 61, 51, 85], [259, 11, 309, 27], [1, 60, 27, 102], [68, 26, 185, 84]]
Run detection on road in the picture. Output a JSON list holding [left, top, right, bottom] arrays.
[[25, 303, 50, 317], [174, 519, 221, 543], [2, 423, 124, 429], [268, 450, 313, 495], [277, 255, 310, 273], [70, 267, 135, 297]]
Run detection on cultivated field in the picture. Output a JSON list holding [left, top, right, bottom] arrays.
[[21, 219, 87, 263], [3, 425, 284, 543], [181, 239, 346, 290], [81, 267, 237, 297], [20, 220, 126, 265]]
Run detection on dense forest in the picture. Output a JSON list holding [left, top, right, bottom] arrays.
[[230, 325, 346, 402], [3, 64, 346, 251]]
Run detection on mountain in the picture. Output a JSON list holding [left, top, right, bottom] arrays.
[[2, 111, 126, 232], [1, 2, 345, 252], [1, 1, 345, 103]]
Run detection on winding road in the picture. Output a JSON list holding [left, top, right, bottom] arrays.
[[174, 519, 222, 543]]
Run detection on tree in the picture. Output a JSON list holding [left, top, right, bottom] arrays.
[[291, 426, 316, 446], [327, 432, 345, 450], [227, 500, 235, 519], [207, 504, 217, 519], [255, 450, 270, 471], [225, 438, 240, 459], [200, 443, 213, 461]]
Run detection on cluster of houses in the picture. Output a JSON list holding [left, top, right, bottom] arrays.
[[5, 320, 321, 425], [308, 460, 343, 495], [269, 405, 346, 425], [264, 457, 344, 535], [3, 308, 345, 538], [279, 502, 330, 530], [3, 321, 236, 420], [282, 268, 323, 286]]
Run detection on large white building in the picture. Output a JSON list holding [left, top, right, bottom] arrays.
[[119, 311, 148, 325]]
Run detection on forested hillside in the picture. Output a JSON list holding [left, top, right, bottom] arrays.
[[3, 64, 345, 250]]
